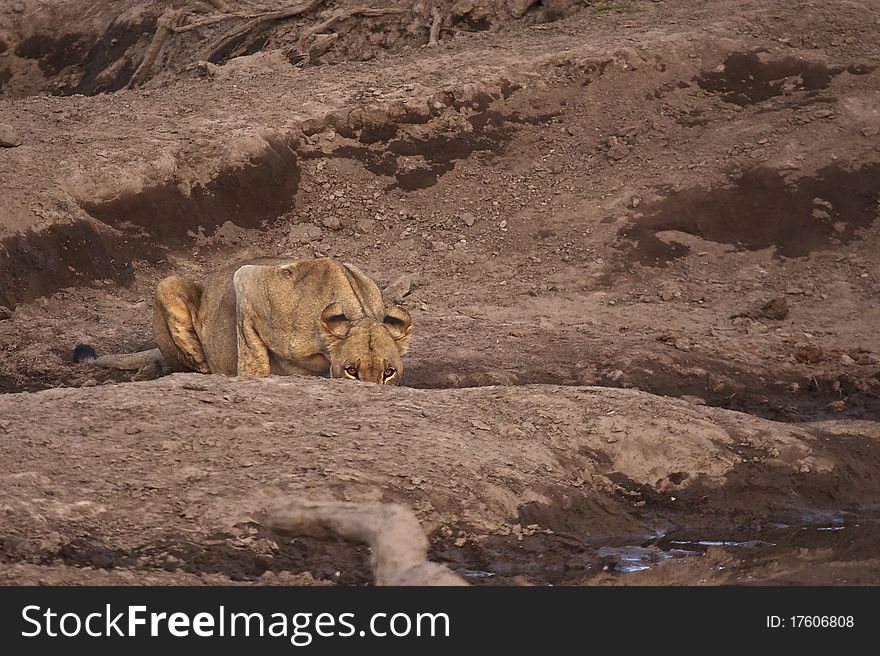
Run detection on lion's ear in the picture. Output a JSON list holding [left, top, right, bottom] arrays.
[[383, 305, 413, 354], [321, 302, 352, 341]]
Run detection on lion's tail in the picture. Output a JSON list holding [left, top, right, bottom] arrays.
[[72, 343, 164, 371]]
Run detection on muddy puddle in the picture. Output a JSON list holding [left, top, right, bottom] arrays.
[[459, 511, 880, 585]]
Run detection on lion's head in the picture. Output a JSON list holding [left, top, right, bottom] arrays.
[[320, 302, 413, 385]]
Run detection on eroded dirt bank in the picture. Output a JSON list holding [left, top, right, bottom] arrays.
[[1, 374, 879, 585]]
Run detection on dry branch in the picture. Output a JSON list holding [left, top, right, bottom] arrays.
[[266, 498, 468, 586], [127, 7, 184, 89]]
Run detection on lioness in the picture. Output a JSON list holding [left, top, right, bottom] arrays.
[[75, 258, 413, 384]]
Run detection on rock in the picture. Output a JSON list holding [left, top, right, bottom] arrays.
[[673, 338, 691, 351], [507, 0, 539, 19], [354, 218, 375, 234], [461, 212, 477, 227], [732, 296, 788, 321], [794, 343, 824, 364], [631, 196, 642, 208], [382, 274, 414, 305], [0, 306, 11, 321], [0, 124, 22, 148], [659, 289, 675, 302], [839, 354, 856, 366], [607, 143, 630, 160], [321, 216, 342, 230], [430, 240, 449, 252], [785, 286, 805, 295], [289, 224, 323, 244]]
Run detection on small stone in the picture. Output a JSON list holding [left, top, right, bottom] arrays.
[[733, 296, 788, 321], [785, 286, 805, 295], [674, 338, 691, 351], [814, 109, 834, 119], [289, 224, 322, 244], [461, 212, 476, 227], [631, 196, 641, 208], [794, 343, 824, 364], [0, 124, 22, 148], [430, 240, 449, 252], [607, 143, 630, 160], [499, 220, 508, 229], [659, 289, 675, 302], [382, 274, 413, 304], [0, 306, 11, 320], [833, 221, 847, 234], [839, 354, 856, 366], [321, 216, 342, 230], [354, 218, 375, 234]]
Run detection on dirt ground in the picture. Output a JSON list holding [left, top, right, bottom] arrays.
[[0, 0, 879, 585]]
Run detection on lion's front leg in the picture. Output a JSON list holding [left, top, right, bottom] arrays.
[[236, 316, 271, 376], [153, 275, 211, 373]]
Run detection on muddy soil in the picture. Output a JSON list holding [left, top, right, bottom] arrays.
[[1, 0, 879, 585]]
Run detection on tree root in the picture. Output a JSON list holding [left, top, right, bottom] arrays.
[[428, 7, 443, 46], [266, 498, 469, 586], [289, 6, 407, 65], [206, 0, 329, 63], [127, 7, 184, 89]]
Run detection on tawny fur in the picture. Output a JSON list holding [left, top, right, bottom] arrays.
[[85, 258, 413, 384]]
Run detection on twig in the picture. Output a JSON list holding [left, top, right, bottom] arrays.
[[266, 498, 468, 586], [428, 7, 442, 46], [127, 7, 184, 89]]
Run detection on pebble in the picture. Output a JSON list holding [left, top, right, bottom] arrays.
[[461, 212, 476, 227], [839, 354, 856, 366], [0, 124, 22, 148], [289, 224, 323, 244], [607, 143, 630, 160], [321, 216, 342, 230], [0, 306, 11, 321]]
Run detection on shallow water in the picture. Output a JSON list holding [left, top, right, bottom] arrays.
[[591, 510, 880, 578]]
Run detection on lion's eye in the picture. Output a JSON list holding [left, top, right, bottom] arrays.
[[383, 367, 396, 379], [344, 366, 358, 378]]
